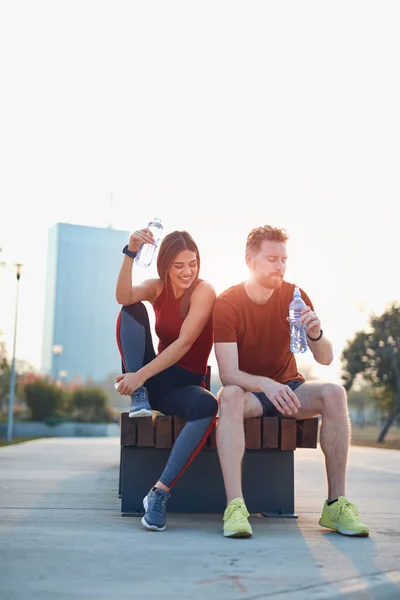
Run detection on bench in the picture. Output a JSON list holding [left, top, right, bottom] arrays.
[[119, 409, 319, 518]]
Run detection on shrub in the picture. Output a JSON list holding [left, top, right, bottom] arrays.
[[71, 386, 114, 423], [24, 380, 68, 421]]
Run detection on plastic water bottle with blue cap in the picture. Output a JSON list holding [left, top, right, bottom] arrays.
[[135, 217, 163, 267], [289, 286, 308, 354]]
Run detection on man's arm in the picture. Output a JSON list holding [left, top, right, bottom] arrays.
[[214, 342, 300, 416], [215, 342, 269, 392], [299, 306, 334, 365], [307, 334, 333, 365]]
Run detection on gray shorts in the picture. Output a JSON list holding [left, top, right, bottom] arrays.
[[253, 379, 304, 417]]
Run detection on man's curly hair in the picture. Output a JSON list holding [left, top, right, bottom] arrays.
[[246, 225, 289, 255]]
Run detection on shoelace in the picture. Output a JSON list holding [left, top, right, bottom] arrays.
[[134, 387, 148, 403], [149, 492, 166, 514], [224, 504, 248, 522], [338, 500, 359, 520]]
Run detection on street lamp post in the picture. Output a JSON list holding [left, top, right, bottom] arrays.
[[7, 263, 23, 443], [52, 345, 63, 382], [59, 370, 68, 383]]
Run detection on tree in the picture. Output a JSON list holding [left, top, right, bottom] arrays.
[[0, 333, 37, 416], [347, 385, 379, 428], [0, 337, 10, 413], [341, 302, 400, 442]]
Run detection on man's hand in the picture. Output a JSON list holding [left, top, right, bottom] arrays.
[[300, 306, 321, 339], [260, 380, 301, 416], [115, 372, 145, 396]]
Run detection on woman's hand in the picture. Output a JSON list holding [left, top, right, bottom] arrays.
[[115, 371, 145, 396], [128, 228, 155, 253]]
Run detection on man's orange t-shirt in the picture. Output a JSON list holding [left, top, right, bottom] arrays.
[[212, 281, 314, 383]]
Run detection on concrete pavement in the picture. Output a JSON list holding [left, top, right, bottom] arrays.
[[0, 437, 399, 599]]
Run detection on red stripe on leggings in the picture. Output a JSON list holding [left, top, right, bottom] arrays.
[[116, 311, 127, 372], [169, 410, 218, 489]]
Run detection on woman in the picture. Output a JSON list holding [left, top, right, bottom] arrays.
[[115, 227, 218, 532]]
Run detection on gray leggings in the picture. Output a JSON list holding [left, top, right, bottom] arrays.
[[116, 303, 218, 488]]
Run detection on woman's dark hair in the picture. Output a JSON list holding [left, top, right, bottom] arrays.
[[157, 230, 201, 317]]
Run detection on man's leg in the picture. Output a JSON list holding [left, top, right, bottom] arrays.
[[293, 381, 349, 500], [216, 385, 262, 538], [216, 385, 262, 502], [294, 381, 369, 536]]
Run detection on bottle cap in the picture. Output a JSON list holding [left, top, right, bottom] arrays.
[[294, 286, 301, 297]]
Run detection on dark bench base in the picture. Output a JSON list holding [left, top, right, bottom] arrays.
[[119, 414, 319, 517], [121, 446, 297, 517]]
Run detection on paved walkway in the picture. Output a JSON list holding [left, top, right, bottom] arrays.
[[0, 438, 399, 599]]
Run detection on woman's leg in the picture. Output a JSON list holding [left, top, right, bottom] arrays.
[[156, 386, 218, 489], [116, 303, 155, 416], [141, 385, 218, 531]]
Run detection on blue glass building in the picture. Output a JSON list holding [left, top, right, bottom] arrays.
[[41, 223, 130, 383]]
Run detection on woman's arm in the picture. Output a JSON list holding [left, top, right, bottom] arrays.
[[116, 281, 216, 394], [116, 229, 162, 305]]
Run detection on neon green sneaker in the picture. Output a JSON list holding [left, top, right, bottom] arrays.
[[319, 496, 370, 537], [223, 497, 253, 538]]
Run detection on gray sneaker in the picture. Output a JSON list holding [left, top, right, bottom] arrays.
[[128, 387, 152, 418], [142, 488, 170, 531]]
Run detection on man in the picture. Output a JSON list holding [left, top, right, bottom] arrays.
[[212, 225, 369, 539]]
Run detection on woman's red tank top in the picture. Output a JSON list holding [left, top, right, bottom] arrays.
[[153, 282, 213, 375]]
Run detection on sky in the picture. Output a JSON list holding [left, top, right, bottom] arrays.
[[0, 1, 399, 384]]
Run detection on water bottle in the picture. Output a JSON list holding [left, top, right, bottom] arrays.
[[289, 286, 308, 354], [135, 217, 163, 267]]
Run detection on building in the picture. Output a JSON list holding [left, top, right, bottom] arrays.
[[41, 222, 130, 383]]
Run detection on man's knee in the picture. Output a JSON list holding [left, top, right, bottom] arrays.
[[321, 383, 348, 413], [218, 385, 246, 416]]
